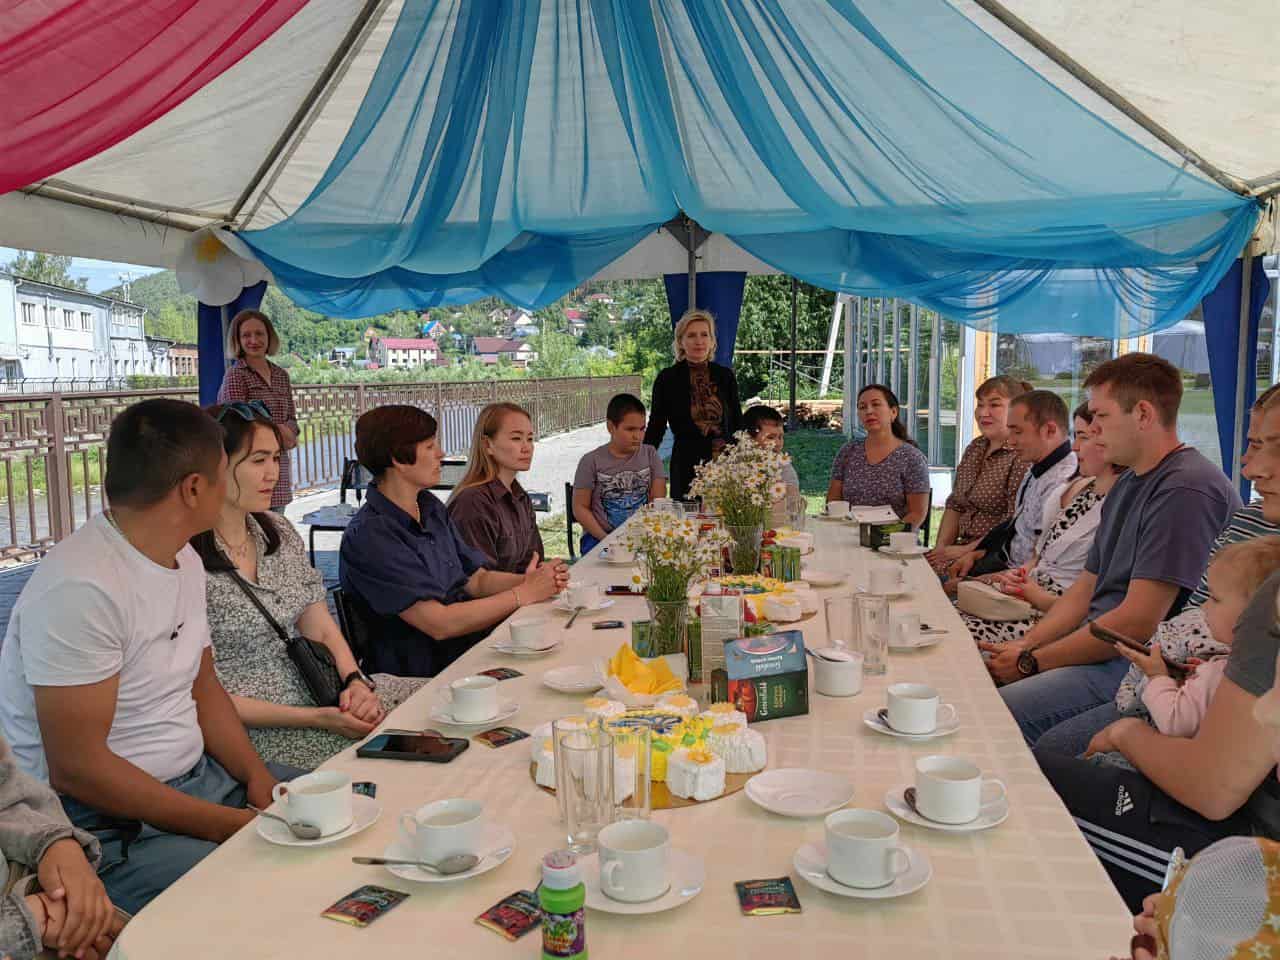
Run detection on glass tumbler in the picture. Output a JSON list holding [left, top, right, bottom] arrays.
[[855, 593, 890, 676], [556, 727, 615, 853], [824, 595, 856, 651], [604, 720, 651, 821]]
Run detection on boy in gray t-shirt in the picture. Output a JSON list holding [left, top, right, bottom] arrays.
[[572, 394, 666, 554]]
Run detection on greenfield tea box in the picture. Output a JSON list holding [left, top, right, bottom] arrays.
[[713, 630, 809, 723], [858, 519, 908, 551]]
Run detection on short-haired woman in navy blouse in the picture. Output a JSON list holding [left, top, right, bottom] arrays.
[[827, 384, 931, 529], [339, 405, 569, 677]]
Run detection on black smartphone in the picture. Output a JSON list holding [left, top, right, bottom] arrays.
[[1088, 621, 1149, 653], [605, 585, 636, 596], [592, 620, 624, 630], [356, 732, 469, 763]]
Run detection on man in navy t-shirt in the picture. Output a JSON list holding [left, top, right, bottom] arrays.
[[981, 353, 1240, 746]]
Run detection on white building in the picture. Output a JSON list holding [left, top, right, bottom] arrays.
[[369, 336, 441, 368], [0, 272, 148, 387]]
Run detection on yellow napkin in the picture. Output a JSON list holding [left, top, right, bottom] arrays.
[[607, 644, 682, 695]]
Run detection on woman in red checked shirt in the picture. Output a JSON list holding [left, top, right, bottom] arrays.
[[217, 309, 299, 512]]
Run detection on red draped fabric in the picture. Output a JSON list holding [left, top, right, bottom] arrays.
[[0, 0, 309, 195]]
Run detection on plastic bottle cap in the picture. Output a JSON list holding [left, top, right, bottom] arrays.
[[541, 850, 582, 890]]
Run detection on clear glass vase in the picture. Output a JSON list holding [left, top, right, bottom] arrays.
[[645, 598, 689, 658], [725, 523, 764, 575]]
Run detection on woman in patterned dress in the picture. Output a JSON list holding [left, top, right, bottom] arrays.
[[927, 375, 1031, 576], [965, 402, 1123, 650], [216, 309, 298, 513], [192, 402, 424, 770], [827, 384, 931, 529]]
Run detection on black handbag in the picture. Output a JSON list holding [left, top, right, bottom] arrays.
[[227, 570, 344, 707], [968, 516, 1018, 577]]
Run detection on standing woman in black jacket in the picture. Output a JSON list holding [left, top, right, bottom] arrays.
[[644, 309, 743, 500]]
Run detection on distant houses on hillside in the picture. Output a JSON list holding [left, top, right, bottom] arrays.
[[471, 337, 537, 368], [369, 336, 447, 369]]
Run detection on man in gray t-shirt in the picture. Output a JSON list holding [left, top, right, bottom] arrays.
[[983, 354, 1241, 747]]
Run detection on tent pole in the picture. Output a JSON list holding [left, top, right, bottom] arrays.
[[891, 299, 902, 397], [928, 312, 941, 464], [876, 299, 886, 383], [1232, 251, 1256, 489], [820, 296, 842, 398], [687, 219, 696, 310], [843, 298, 855, 437], [788, 278, 799, 428], [907, 303, 919, 440], [971, 0, 1249, 196]]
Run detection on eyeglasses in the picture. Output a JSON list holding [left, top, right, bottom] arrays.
[[215, 400, 273, 423]]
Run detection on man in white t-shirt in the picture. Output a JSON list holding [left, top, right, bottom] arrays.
[[0, 399, 298, 915]]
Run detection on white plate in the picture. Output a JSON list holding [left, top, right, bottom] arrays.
[[579, 849, 704, 914], [799, 567, 846, 587], [879, 544, 931, 558], [379, 824, 515, 883], [543, 664, 605, 694], [553, 597, 616, 614], [817, 513, 849, 522], [888, 632, 944, 651], [429, 698, 519, 728], [745, 768, 855, 818], [884, 785, 1009, 833], [491, 638, 562, 658], [862, 708, 959, 741], [793, 842, 931, 899], [256, 794, 381, 848]]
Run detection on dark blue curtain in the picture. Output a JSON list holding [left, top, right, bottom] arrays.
[[1203, 258, 1270, 494], [663, 271, 746, 367], [197, 282, 268, 404]]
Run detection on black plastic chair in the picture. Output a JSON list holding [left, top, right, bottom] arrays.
[[339, 457, 371, 504], [919, 486, 934, 547], [564, 481, 578, 560], [332, 587, 378, 671]]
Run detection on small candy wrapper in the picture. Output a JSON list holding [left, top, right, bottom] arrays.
[[478, 667, 523, 680], [735, 877, 802, 916], [321, 885, 408, 928], [352, 781, 377, 799], [474, 726, 530, 748], [476, 890, 542, 940]]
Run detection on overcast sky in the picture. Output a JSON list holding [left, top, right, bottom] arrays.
[[0, 248, 164, 294]]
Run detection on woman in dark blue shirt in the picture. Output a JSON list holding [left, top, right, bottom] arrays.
[[339, 405, 568, 676]]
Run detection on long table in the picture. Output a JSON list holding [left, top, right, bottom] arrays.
[[112, 519, 1131, 959]]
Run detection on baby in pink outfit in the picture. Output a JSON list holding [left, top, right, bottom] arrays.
[[1120, 539, 1280, 737]]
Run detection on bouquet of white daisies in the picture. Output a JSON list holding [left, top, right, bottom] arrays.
[[689, 431, 790, 529], [622, 505, 730, 603]]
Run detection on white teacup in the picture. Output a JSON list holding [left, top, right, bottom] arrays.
[[868, 566, 904, 595], [652, 498, 676, 513], [914, 756, 1007, 824], [891, 611, 921, 647], [824, 809, 910, 889], [825, 500, 850, 519], [598, 819, 670, 903], [603, 543, 634, 563], [446, 675, 500, 722], [885, 682, 957, 735], [813, 648, 863, 697], [889, 531, 918, 552], [566, 581, 602, 610], [400, 798, 485, 863], [271, 771, 353, 836], [509, 615, 550, 650]]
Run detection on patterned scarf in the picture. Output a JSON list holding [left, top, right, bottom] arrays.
[[689, 362, 723, 440]]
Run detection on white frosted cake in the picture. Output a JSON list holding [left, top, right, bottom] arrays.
[[762, 594, 803, 622], [706, 721, 768, 774], [583, 697, 627, 723], [532, 733, 635, 801], [698, 702, 748, 728], [666, 746, 726, 801], [654, 692, 699, 719]]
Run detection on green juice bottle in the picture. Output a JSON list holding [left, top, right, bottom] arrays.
[[540, 850, 586, 960]]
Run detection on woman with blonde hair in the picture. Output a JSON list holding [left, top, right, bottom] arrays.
[[216, 308, 299, 512], [447, 402, 547, 573], [644, 308, 742, 500]]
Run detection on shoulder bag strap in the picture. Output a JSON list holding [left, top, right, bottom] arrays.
[[226, 568, 290, 642]]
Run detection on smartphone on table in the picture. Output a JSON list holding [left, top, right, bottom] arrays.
[[356, 731, 468, 763]]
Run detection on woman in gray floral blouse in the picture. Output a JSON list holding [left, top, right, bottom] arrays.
[[193, 402, 424, 770]]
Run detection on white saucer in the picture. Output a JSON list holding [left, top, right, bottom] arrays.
[[799, 567, 846, 587], [888, 632, 943, 651], [793, 842, 931, 899], [884, 785, 1009, 832], [817, 514, 849, 522], [879, 545, 930, 559], [579, 849, 704, 914], [379, 824, 515, 883], [543, 664, 605, 694], [491, 638, 562, 658], [429, 699, 519, 728], [862, 708, 959, 741], [553, 597, 616, 614], [256, 794, 381, 848], [745, 768, 855, 818], [600, 550, 637, 566]]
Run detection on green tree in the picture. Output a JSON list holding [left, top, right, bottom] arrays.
[[528, 330, 587, 379], [581, 301, 614, 348], [5, 251, 89, 290]]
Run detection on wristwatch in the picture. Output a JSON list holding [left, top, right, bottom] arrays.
[[1016, 649, 1040, 677], [343, 670, 375, 692]]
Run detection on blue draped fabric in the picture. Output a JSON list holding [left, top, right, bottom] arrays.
[[663, 271, 746, 367], [241, 0, 1258, 334], [197, 281, 267, 404], [1203, 258, 1270, 491]]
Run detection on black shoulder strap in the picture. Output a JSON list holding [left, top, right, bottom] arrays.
[[226, 568, 290, 642]]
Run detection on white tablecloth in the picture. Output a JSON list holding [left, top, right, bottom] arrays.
[[113, 519, 1131, 959]]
